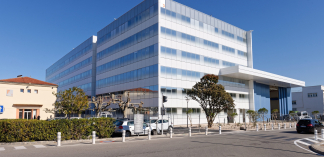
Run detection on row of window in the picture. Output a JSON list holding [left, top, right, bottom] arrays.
[[97, 0, 158, 45], [218, 76, 249, 89], [97, 23, 158, 61], [238, 50, 248, 57], [160, 7, 246, 44], [100, 85, 159, 100], [237, 36, 247, 43], [46, 44, 92, 77], [57, 70, 92, 87], [222, 45, 235, 54], [20, 89, 38, 94], [161, 46, 239, 67], [78, 83, 92, 92], [161, 26, 247, 57], [96, 64, 158, 89], [97, 44, 158, 75], [308, 93, 317, 97], [161, 26, 220, 51], [165, 108, 201, 114], [161, 66, 202, 82], [292, 100, 296, 105], [47, 57, 92, 83], [229, 93, 249, 102], [222, 30, 234, 39]]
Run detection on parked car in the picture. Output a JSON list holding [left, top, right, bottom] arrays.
[[296, 119, 324, 133], [302, 116, 312, 119], [114, 119, 151, 137], [149, 119, 173, 135], [69, 117, 82, 119]]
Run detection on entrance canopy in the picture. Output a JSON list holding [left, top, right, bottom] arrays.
[[219, 66, 305, 88]]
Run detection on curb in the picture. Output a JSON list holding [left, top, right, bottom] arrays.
[[310, 143, 324, 155]]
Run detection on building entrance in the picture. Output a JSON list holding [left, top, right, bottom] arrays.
[[270, 86, 279, 120]]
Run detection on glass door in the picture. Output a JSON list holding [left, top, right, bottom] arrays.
[[24, 109, 32, 120]]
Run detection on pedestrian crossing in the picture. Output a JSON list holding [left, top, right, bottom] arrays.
[[295, 137, 320, 147], [0, 145, 49, 151]]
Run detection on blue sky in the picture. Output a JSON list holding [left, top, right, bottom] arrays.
[[0, 0, 323, 90]]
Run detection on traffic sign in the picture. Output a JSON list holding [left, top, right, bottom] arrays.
[[0, 105, 4, 114]]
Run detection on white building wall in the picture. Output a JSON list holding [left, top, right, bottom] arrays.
[[292, 86, 324, 116]]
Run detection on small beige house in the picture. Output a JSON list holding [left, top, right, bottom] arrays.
[[0, 76, 57, 120]]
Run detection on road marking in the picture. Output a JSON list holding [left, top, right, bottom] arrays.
[[296, 140, 310, 146], [34, 145, 46, 148], [14, 146, 26, 150], [0, 147, 5, 151], [304, 138, 319, 143]]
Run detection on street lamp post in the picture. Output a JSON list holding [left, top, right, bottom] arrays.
[[185, 96, 190, 128]]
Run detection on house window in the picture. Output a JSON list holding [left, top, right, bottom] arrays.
[[230, 93, 236, 98], [308, 93, 317, 97], [27, 89, 31, 93], [20, 89, 24, 93], [34, 90, 38, 94], [292, 100, 296, 105]]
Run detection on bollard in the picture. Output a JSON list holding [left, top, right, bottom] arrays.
[[205, 126, 208, 135], [278, 124, 280, 130], [264, 124, 266, 131], [284, 123, 286, 129], [290, 123, 292, 128], [256, 124, 258, 131], [122, 130, 125, 142], [148, 128, 151, 140], [295, 122, 296, 128], [57, 132, 61, 147], [170, 128, 172, 139], [189, 127, 191, 137], [92, 131, 96, 144], [219, 126, 222, 134], [322, 129, 324, 139], [315, 130, 318, 140], [271, 123, 274, 130]]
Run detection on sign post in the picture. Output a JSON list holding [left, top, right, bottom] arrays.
[[0, 105, 4, 114], [134, 114, 144, 135]]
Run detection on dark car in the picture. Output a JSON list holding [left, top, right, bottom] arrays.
[[296, 119, 324, 133]]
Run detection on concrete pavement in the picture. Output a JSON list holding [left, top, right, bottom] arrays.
[[0, 128, 319, 157]]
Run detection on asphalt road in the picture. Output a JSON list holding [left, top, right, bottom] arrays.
[[0, 128, 320, 157]]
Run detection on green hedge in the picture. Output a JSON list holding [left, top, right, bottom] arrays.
[[0, 118, 115, 142]]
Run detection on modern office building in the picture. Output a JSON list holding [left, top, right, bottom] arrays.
[[46, 0, 305, 123], [292, 85, 324, 116]]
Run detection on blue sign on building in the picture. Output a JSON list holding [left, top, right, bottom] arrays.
[[0, 105, 4, 114]]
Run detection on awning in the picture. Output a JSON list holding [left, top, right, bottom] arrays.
[[219, 65, 305, 88], [13, 104, 43, 107]]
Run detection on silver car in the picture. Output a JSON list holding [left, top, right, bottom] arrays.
[[114, 120, 151, 137]]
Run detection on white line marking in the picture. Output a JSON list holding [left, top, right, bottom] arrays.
[[294, 140, 316, 154], [14, 146, 26, 150], [304, 138, 319, 143], [34, 145, 46, 148], [296, 140, 311, 146], [0, 147, 5, 151]]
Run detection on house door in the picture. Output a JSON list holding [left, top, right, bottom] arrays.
[[24, 109, 32, 120]]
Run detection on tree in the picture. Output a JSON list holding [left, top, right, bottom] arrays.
[[187, 74, 235, 128], [312, 111, 320, 119], [246, 110, 259, 126], [271, 109, 279, 124], [258, 108, 268, 126], [289, 111, 296, 121], [186, 109, 193, 127], [230, 112, 238, 123], [88, 96, 113, 117], [45, 87, 89, 119], [112, 92, 143, 118]]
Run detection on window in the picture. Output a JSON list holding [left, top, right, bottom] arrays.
[[292, 108, 297, 111], [20, 89, 24, 93], [222, 30, 234, 39], [222, 45, 235, 54], [214, 28, 218, 33], [238, 50, 247, 57], [239, 94, 247, 99], [308, 93, 317, 97], [27, 89, 31, 93], [292, 100, 296, 105], [230, 93, 236, 98], [19, 109, 23, 119], [237, 36, 246, 43], [34, 90, 38, 94]]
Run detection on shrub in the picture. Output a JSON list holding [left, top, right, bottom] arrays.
[[0, 118, 115, 142]]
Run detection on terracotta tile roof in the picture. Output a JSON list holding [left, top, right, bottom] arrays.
[[0, 77, 57, 86]]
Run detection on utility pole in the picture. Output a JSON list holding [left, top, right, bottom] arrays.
[[185, 96, 190, 128]]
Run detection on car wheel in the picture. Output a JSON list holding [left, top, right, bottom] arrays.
[[126, 131, 131, 137], [297, 130, 302, 133], [152, 130, 157, 135]]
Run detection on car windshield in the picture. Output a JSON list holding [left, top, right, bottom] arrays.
[[114, 121, 123, 126], [150, 120, 157, 123], [298, 120, 311, 125], [303, 113, 308, 116]]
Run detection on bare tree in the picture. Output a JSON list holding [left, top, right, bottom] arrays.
[[88, 95, 113, 117], [112, 92, 143, 118]]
